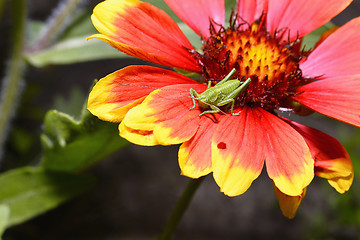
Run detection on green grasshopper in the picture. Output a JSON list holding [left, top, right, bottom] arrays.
[[190, 68, 251, 116]]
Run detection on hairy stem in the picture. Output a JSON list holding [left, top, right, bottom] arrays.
[[158, 177, 204, 240], [30, 0, 82, 52], [0, 0, 26, 164]]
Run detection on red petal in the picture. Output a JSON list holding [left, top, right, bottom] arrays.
[[284, 119, 354, 193], [301, 17, 360, 78], [212, 107, 265, 196], [164, 0, 225, 39], [90, 0, 200, 72], [88, 66, 196, 122], [237, 0, 267, 25], [122, 84, 207, 145], [258, 109, 314, 196], [293, 75, 360, 127], [179, 117, 218, 178], [266, 0, 352, 41]]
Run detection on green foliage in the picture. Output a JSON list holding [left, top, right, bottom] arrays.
[[178, 22, 202, 51], [0, 167, 95, 228], [26, 36, 128, 67], [302, 22, 336, 50], [0, 81, 128, 234], [225, 0, 237, 22], [0, 205, 10, 239], [25, 12, 129, 67], [40, 108, 128, 172], [40, 79, 129, 172], [0, 100, 128, 232]]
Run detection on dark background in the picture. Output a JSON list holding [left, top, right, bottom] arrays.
[[1, 0, 360, 239]]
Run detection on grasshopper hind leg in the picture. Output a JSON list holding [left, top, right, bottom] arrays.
[[198, 105, 222, 116]]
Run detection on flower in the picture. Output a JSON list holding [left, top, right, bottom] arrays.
[[87, 0, 359, 218]]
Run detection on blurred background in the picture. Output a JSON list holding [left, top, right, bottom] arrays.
[[1, 0, 360, 239]]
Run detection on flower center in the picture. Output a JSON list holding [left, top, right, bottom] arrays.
[[194, 15, 314, 111]]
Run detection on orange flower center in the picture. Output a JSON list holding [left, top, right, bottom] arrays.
[[194, 15, 314, 111]]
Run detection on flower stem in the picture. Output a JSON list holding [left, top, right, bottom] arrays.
[[158, 177, 204, 240], [30, 0, 82, 52], [0, 0, 26, 163]]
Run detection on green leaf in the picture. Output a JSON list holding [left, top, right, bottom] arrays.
[[225, 0, 237, 22], [302, 22, 336, 50], [25, 36, 129, 67], [0, 205, 10, 238], [178, 22, 201, 51], [0, 167, 95, 227], [42, 110, 81, 148], [41, 102, 128, 172], [41, 117, 128, 172]]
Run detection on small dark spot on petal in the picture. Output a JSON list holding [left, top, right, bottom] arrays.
[[217, 142, 227, 149]]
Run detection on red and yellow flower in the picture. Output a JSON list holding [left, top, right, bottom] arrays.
[[87, 0, 359, 218]]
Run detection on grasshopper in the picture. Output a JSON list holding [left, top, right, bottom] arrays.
[[190, 68, 251, 116]]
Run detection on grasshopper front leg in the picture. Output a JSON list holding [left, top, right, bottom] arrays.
[[198, 105, 223, 116], [189, 88, 199, 110]]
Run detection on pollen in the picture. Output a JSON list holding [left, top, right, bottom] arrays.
[[194, 14, 314, 111]]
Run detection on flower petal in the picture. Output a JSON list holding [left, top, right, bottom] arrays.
[[285, 119, 354, 193], [273, 184, 306, 219], [237, 0, 267, 24], [164, 0, 225, 39], [121, 84, 207, 145], [266, 0, 352, 41], [293, 75, 360, 127], [179, 117, 217, 178], [89, 0, 200, 72], [212, 107, 265, 196], [301, 17, 360, 78], [119, 122, 159, 146], [259, 109, 314, 196], [88, 66, 196, 122]]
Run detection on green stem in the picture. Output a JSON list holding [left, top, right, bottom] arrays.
[[0, 0, 26, 163], [30, 0, 82, 52], [158, 177, 204, 240]]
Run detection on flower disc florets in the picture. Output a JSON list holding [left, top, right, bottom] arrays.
[[195, 14, 314, 111]]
